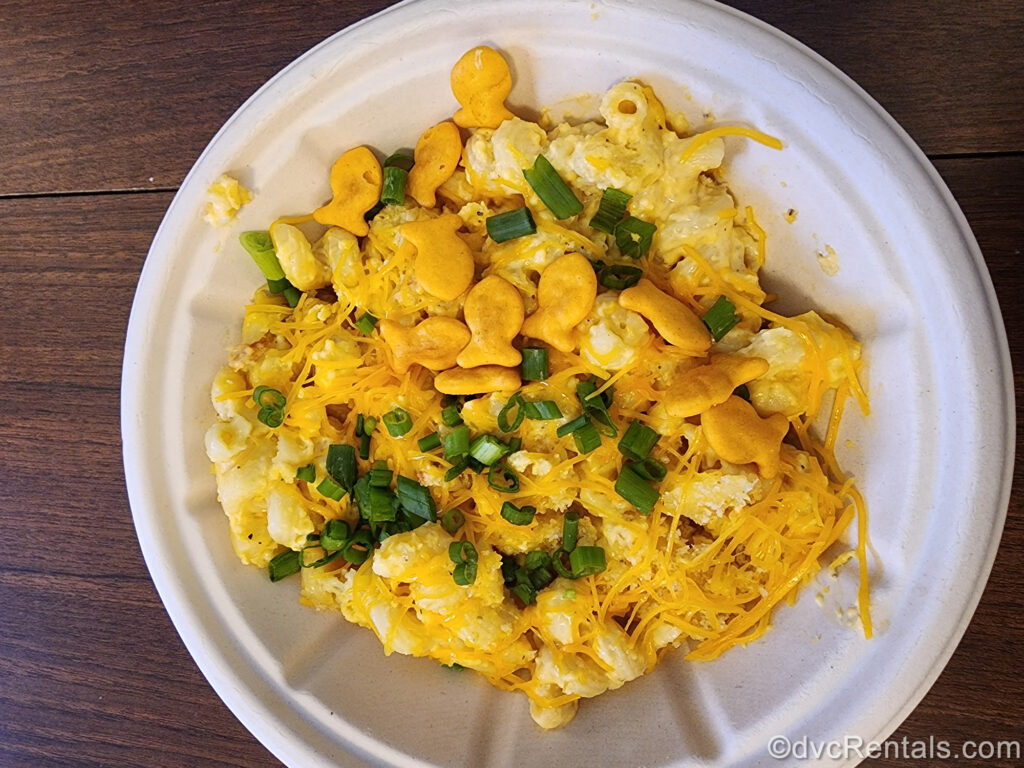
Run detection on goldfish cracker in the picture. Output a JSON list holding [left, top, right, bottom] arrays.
[[313, 146, 382, 237], [408, 121, 463, 208], [380, 317, 472, 374], [434, 365, 521, 395], [400, 214, 475, 301], [457, 276, 525, 368], [618, 279, 711, 357], [451, 45, 515, 129], [701, 395, 789, 478], [521, 253, 597, 353], [664, 354, 770, 418]]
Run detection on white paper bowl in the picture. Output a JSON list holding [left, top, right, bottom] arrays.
[[121, 1, 1014, 766]]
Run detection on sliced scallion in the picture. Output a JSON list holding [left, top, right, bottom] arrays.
[[342, 528, 374, 565], [384, 152, 415, 171], [367, 485, 399, 523], [444, 456, 470, 482], [268, 549, 301, 582], [380, 165, 408, 206], [486, 206, 537, 243], [383, 407, 413, 437], [521, 347, 549, 381], [556, 415, 589, 438], [500, 501, 536, 526], [355, 312, 378, 335], [295, 464, 316, 483], [487, 462, 520, 493], [569, 546, 607, 578], [562, 511, 579, 553], [512, 582, 537, 605], [453, 561, 477, 586], [326, 444, 357, 492], [441, 508, 465, 535], [497, 393, 526, 433], [576, 377, 617, 437], [589, 188, 632, 234], [523, 155, 583, 219], [368, 461, 393, 488], [524, 551, 551, 571], [443, 424, 470, 460], [417, 432, 442, 452], [702, 295, 740, 342], [469, 434, 510, 466], [441, 403, 463, 427], [316, 477, 346, 502], [614, 216, 657, 259], [358, 432, 371, 460], [396, 475, 437, 521], [614, 465, 660, 515], [320, 519, 351, 552], [253, 386, 286, 429], [522, 400, 563, 420], [598, 263, 643, 290], [572, 418, 602, 455], [618, 420, 660, 461], [240, 231, 285, 280], [630, 457, 668, 483]]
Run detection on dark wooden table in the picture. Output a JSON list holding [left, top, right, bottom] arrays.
[[2, 1, 1021, 766]]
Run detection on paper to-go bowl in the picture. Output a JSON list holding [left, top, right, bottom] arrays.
[[121, 1, 1014, 766]]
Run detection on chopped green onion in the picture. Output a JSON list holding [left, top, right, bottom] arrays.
[[500, 502, 536, 526], [353, 474, 372, 516], [441, 508, 465, 534], [524, 551, 551, 571], [366, 485, 399, 523], [563, 588, 577, 599], [268, 549, 301, 582], [443, 424, 470, 460], [342, 528, 374, 565], [444, 456, 470, 482], [253, 386, 286, 428], [449, 540, 478, 564], [453, 561, 477, 586], [614, 465, 660, 514], [363, 416, 378, 433], [486, 207, 537, 243], [299, 544, 345, 570], [384, 152, 415, 171], [630, 457, 668, 483], [487, 462, 520, 493], [524, 155, 583, 219], [383, 407, 413, 437], [316, 477, 346, 502], [529, 566, 555, 590], [734, 383, 751, 402], [368, 461, 393, 488], [551, 549, 575, 579], [614, 216, 657, 259], [569, 546, 607, 577], [507, 436, 523, 453], [380, 165, 408, 205], [358, 432, 371, 460], [618, 420, 660, 461], [556, 415, 589, 438], [501, 555, 519, 585], [396, 475, 437, 521], [467, 456, 486, 474], [589, 188, 632, 234], [521, 347, 549, 381], [441, 404, 463, 427], [295, 464, 315, 483], [281, 286, 301, 307], [355, 312, 378, 335], [417, 432, 442, 452], [511, 582, 537, 605], [326, 444, 357, 492], [364, 200, 385, 222], [562, 511, 579, 553], [702, 295, 740, 342], [240, 231, 285, 280], [469, 434, 510, 466], [497, 393, 525, 432], [576, 377, 617, 437], [266, 276, 290, 294], [572, 418, 602, 454], [599, 263, 643, 290], [355, 413, 365, 437], [320, 519, 351, 552], [522, 400, 563, 420]]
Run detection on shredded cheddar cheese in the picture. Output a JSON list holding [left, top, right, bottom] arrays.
[[204, 47, 871, 731]]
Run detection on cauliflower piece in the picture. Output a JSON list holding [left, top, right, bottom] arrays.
[[269, 221, 332, 291], [661, 468, 763, 536], [312, 227, 362, 298], [578, 291, 651, 370], [204, 415, 252, 463], [203, 173, 251, 226], [464, 117, 547, 196], [265, 484, 315, 550]]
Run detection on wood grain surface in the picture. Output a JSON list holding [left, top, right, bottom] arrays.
[[1, 1, 1020, 766]]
